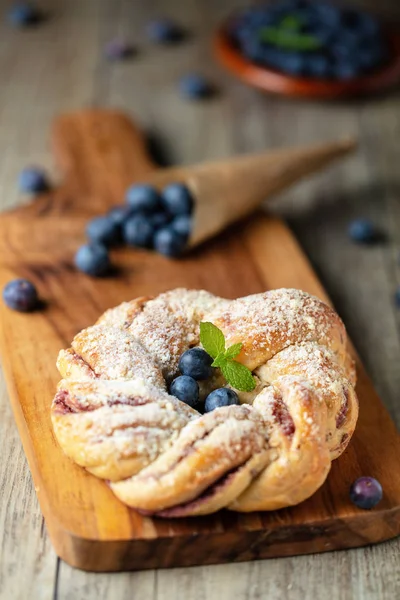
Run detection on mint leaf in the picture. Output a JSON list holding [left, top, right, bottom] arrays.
[[221, 360, 256, 393], [200, 322, 225, 359], [280, 14, 302, 31], [211, 353, 228, 368], [224, 342, 242, 360], [259, 27, 321, 51]]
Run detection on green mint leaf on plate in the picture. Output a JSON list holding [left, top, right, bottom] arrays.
[[280, 14, 302, 31], [259, 27, 321, 51], [211, 353, 228, 368], [200, 322, 225, 359], [224, 342, 242, 360], [220, 361, 256, 393]]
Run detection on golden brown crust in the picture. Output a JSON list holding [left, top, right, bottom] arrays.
[[51, 288, 358, 516]]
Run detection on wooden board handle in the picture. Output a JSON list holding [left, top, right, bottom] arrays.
[[51, 109, 155, 207]]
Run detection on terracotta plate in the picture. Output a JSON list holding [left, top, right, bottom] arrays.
[[214, 19, 400, 99]]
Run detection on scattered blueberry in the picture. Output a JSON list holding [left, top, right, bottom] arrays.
[[146, 18, 184, 43], [153, 227, 187, 257], [170, 375, 199, 407], [74, 244, 110, 277], [204, 388, 240, 413], [179, 74, 213, 99], [395, 286, 400, 308], [349, 476, 383, 510], [3, 279, 39, 312], [171, 215, 191, 240], [18, 167, 48, 194], [179, 348, 213, 380], [86, 215, 121, 247], [104, 39, 135, 60], [123, 214, 154, 248], [126, 184, 160, 213], [161, 183, 193, 216], [8, 3, 41, 27], [348, 219, 379, 244]]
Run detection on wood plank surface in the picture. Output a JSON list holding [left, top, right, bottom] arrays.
[[3, 106, 399, 571], [0, 0, 400, 598]]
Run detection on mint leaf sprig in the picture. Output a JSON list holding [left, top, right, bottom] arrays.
[[199, 322, 256, 393]]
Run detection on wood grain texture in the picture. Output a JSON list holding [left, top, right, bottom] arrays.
[[0, 107, 399, 573], [0, 0, 400, 597]]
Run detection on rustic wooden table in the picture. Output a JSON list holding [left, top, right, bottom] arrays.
[[1, 0, 399, 598]]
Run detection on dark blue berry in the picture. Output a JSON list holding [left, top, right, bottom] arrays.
[[3, 279, 39, 312], [123, 215, 154, 248], [86, 215, 121, 247], [150, 211, 171, 230], [107, 205, 132, 226], [305, 53, 331, 79], [179, 348, 213, 380], [74, 244, 110, 277], [18, 167, 48, 193], [349, 476, 383, 509], [395, 287, 400, 308], [204, 388, 240, 413], [104, 39, 135, 60], [348, 219, 378, 244], [161, 183, 193, 216], [170, 375, 199, 407], [8, 3, 40, 27], [332, 60, 360, 81], [179, 74, 213, 99], [146, 18, 183, 43], [312, 2, 341, 29], [126, 184, 160, 213], [153, 227, 187, 257], [171, 215, 191, 239]]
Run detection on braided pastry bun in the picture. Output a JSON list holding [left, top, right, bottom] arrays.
[[51, 288, 358, 516]]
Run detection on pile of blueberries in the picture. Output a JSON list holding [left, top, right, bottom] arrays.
[[75, 182, 194, 276], [170, 347, 240, 412], [230, 0, 389, 80]]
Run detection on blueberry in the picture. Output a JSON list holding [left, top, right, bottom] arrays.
[[171, 215, 191, 239], [104, 39, 135, 60], [86, 215, 121, 247], [305, 53, 331, 79], [179, 74, 213, 99], [150, 211, 171, 230], [170, 375, 199, 407], [146, 18, 184, 43], [395, 286, 400, 308], [18, 167, 48, 193], [123, 215, 154, 248], [348, 219, 378, 244], [349, 476, 383, 510], [74, 244, 110, 277], [264, 49, 305, 76], [126, 184, 160, 213], [161, 183, 193, 216], [107, 205, 132, 226], [8, 3, 41, 27], [332, 60, 359, 81], [3, 279, 39, 312], [153, 227, 187, 257], [312, 2, 341, 29], [204, 388, 240, 413], [179, 348, 213, 380]]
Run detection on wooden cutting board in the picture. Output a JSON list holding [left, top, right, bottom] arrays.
[[0, 110, 399, 572]]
